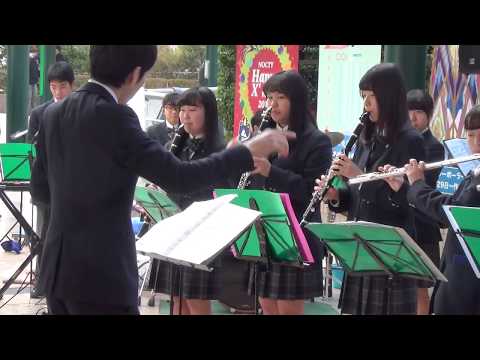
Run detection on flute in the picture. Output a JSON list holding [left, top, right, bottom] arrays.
[[348, 153, 480, 185]]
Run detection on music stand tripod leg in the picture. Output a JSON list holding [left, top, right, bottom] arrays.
[[0, 188, 41, 300], [254, 262, 259, 315], [383, 276, 393, 315], [178, 267, 184, 315], [169, 265, 175, 315], [138, 258, 152, 306]]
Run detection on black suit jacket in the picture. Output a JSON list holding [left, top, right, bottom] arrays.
[[413, 129, 445, 244], [407, 172, 480, 314], [331, 124, 426, 238], [27, 100, 54, 143], [30, 82, 253, 307], [145, 121, 175, 146]]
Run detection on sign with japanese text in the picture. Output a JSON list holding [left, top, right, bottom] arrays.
[[233, 45, 299, 140]]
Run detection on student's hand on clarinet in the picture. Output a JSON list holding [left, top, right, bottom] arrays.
[[314, 176, 339, 202], [244, 129, 296, 159], [332, 154, 363, 179], [404, 159, 426, 185]]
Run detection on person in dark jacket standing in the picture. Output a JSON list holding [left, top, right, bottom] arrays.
[[28, 46, 40, 114], [145, 92, 180, 146], [407, 89, 445, 314], [316, 63, 426, 315], [403, 105, 480, 315], [245, 70, 332, 315], [151, 87, 228, 315], [27, 61, 75, 299], [30, 45, 294, 315]]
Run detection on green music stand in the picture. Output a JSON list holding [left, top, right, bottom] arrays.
[[0, 143, 40, 301], [0, 143, 36, 182], [443, 205, 480, 279], [215, 189, 306, 266], [134, 185, 180, 310], [306, 221, 447, 314], [0, 142, 36, 245], [134, 186, 180, 224], [215, 189, 310, 314]]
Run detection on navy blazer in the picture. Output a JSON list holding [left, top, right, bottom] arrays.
[[30, 82, 253, 306], [27, 100, 54, 143], [413, 129, 445, 245], [146, 121, 175, 146], [330, 124, 426, 239]]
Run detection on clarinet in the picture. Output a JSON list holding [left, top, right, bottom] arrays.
[[169, 124, 188, 156], [299, 112, 370, 226], [237, 106, 274, 189]]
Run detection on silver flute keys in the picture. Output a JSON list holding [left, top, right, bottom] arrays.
[[348, 153, 480, 185]]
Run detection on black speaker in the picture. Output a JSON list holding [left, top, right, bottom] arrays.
[[459, 45, 480, 74]]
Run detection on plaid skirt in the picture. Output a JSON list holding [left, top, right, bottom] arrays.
[[148, 259, 221, 300], [251, 262, 324, 300], [339, 274, 417, 315]]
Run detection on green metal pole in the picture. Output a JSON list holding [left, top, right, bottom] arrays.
[[207, 45, 218, 87], [6, 45, 29, 143], [38, 45, 56, 103], [383, 45, 427, 91], [203, 45, 218, 87]]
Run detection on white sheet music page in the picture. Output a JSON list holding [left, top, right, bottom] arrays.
[[136, 194, 261, 268]]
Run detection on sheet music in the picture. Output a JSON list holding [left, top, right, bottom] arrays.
[[136, 195, 261, 270]]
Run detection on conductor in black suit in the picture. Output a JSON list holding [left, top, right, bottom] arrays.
[[27, 61, 74, 299], [30, 45, 294, 315], [145, 92, 180, 145], [407, 89, 445, 315]]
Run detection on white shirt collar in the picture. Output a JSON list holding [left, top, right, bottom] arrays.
[[88, 79, 119, 104], [276, 124, 289, 132], [165, 121, 175, 129], [421, 127, 429, 134]]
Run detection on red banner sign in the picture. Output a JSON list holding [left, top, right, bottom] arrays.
[[233, 45, 299, 140]]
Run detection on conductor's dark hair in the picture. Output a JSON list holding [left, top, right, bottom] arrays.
[[359, 63, 409, 145], [47, 61, 74, 84], [177, 87, 224, 151], [407, 89, 434, 119], [90, 45, 157, 88], [263, 70, 317, 134], [465, 104, 480, 130]]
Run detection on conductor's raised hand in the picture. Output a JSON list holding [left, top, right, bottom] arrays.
[[244, 129, 296, 159]]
